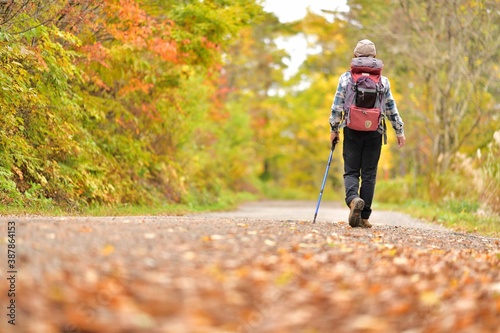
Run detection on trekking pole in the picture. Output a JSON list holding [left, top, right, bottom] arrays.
[[313, 138, 338, 224]]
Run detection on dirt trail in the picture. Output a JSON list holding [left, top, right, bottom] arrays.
[[0, 201, 499, 333]]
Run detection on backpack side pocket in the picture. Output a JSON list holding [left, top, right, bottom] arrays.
[[346, 106, 380, 131]]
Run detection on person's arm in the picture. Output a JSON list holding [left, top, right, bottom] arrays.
[[329, 73, 349, 144], [383, 77, 406, 148]]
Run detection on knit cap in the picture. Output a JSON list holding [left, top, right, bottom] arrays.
[[354, 39, 376, 57]]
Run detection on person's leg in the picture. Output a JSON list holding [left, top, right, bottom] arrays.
[[343, 128, 363, 207], [359, 131, 383, 219]]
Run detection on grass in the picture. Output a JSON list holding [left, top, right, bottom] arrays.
[[0, 191, 258, 217], [376, 199, 500, 238], [83, 200, 241, 217]]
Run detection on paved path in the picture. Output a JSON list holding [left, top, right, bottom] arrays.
[[194, 200, 447, 230], [2, 201, 499, 333]]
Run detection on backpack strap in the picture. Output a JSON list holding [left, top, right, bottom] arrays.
[[343, 72, 356, 114]]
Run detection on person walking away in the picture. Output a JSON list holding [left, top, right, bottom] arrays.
[[329, 39, 406, 228]]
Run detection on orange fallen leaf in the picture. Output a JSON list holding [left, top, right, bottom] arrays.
[[101, 244, 114, 256], [78, 226, 93, 233]]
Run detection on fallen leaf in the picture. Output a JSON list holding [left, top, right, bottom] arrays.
[[101, 244, 114, 256]]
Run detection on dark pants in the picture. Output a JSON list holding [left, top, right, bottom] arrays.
[[343, 127, 382, 219]]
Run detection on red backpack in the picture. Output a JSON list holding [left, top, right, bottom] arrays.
[[343, 57, 385, 132]]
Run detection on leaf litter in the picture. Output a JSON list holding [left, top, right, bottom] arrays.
[[0, 216, 499, 333]]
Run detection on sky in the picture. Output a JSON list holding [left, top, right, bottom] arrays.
[[263, 0, 348, 23], [262, 0, 349, 79]]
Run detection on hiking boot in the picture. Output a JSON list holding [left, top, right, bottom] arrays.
[[360, 219, 372, 228], [348, 197, 365, 227]]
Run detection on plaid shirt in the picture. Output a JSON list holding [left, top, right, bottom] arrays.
[[329, 71, 405, 136]]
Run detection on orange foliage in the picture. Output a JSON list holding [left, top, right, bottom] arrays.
[[141, 103, 161, 122], [207, 66, 232, 121], [89, 74, 110, 90], [150, 37, 179, 63], [78, 42, 110, 68], [201, 36, 220, 52], [56, 0, 103, 34], [104, 0, 153, 48], [103, 0, 181, 64], [117, 78, 153, 97]]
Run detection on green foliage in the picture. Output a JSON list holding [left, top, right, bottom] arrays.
[[0, 24, 87, 209], [375, 176, 425, 205], [384, 199, 500, 237], [0, 0, 267, 212], [84, 189, 257, 216], [169, 0, 262, 67]]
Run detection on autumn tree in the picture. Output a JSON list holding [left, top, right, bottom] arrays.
[[388, 0, 500, 174], [0, 0, 267, 209], [221, 11, 292, 191], [311, 0, 499, 203]]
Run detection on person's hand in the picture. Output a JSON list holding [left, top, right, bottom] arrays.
[[330, 132, 339, 146], [397, 135, 406, 148]]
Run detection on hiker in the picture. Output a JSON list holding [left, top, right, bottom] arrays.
[[329, 39, 405, 228]]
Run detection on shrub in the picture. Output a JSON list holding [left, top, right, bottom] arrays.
[[478, 131, 500, 215]]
